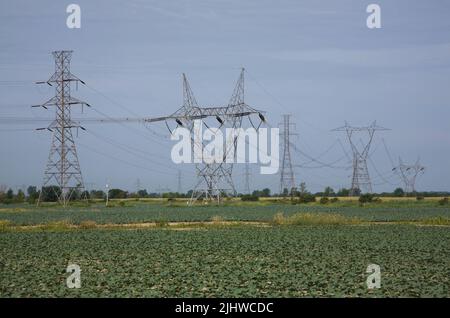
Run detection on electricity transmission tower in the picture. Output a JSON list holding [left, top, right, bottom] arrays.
[[244, 163, 251, 194], [29, 64, 264, 205], [333, 121, 389, 196], [393, 157, 425, 194], [166, 69, 264, 205], [135, 178, 141, 193], [279, 114, 296, 195], [35, 51, 89, 206]]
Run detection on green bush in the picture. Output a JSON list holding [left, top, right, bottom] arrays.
[[241, 195, 259, 201], [297, 193, 316, 204], [359, 193, 373, 204], [438, 197, 449, 206], [319, 197, 329, 204]]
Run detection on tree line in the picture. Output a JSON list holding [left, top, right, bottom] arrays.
[[0, 183, 449, 204]]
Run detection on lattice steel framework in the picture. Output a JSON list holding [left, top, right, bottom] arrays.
[[35, 51, 89, 206], [165, 69, 264, 204], [244, 163, 251, 195], [333, 121, 389, 196], [393, 157, 425, 194], [279, 114, 296, 195]]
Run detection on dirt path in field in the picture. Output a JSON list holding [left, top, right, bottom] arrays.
[[4, 220, 449, 232], [7, 220, 271, 231]]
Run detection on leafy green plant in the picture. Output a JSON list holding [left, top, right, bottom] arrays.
[[1, 225, 448, 297]]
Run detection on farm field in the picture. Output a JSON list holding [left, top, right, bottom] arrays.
[[0, 200, 450, 225], [0, 200, 449, 298], [0, 225, 449, 297]]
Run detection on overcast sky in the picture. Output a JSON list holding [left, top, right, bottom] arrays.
[[0, 0, 449, 193]]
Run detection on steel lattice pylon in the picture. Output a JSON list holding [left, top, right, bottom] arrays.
[[333, 121, 389, 196], [35, 51, 89, 206], [279, 114, 296, 195], [244, 163, 251, 195], [166, 69, 264, 205], [393, 157, 425, 194]]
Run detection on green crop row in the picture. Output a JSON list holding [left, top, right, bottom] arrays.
[[0, 225, 448, 297], [0, 202, 450, 225]]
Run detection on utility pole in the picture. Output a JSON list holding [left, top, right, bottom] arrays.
[[35, 51, 90, 207], [177, 170, 182, 194], [279, 114, 296, 195], [333, 121, 389, 196], [393, 157, 425, 194], [105, 182, 109, 207]]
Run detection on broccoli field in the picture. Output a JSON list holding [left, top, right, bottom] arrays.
[[0, 201, 449, 297]]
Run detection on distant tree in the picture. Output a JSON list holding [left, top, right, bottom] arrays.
[[0, 188, 15, 204], [295, 183, 316, 203], [299, 182, 307, 196], [27, 186, 39, 203], [137, 189, 148, 198], [261, 188, 271, 197], [323, 186, 335, 197], [27, 186, 37, 198], [290, 187, 298, 197], [6, 189, 14, 200], [81, 190, 90, 200], [16, 189, 25, 202], [393, 187, 405, 197], [90, 190, 105, 199], [337, 188, 350, 196], [41, 186, 60, 202], [108, 188, 128, 199]]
